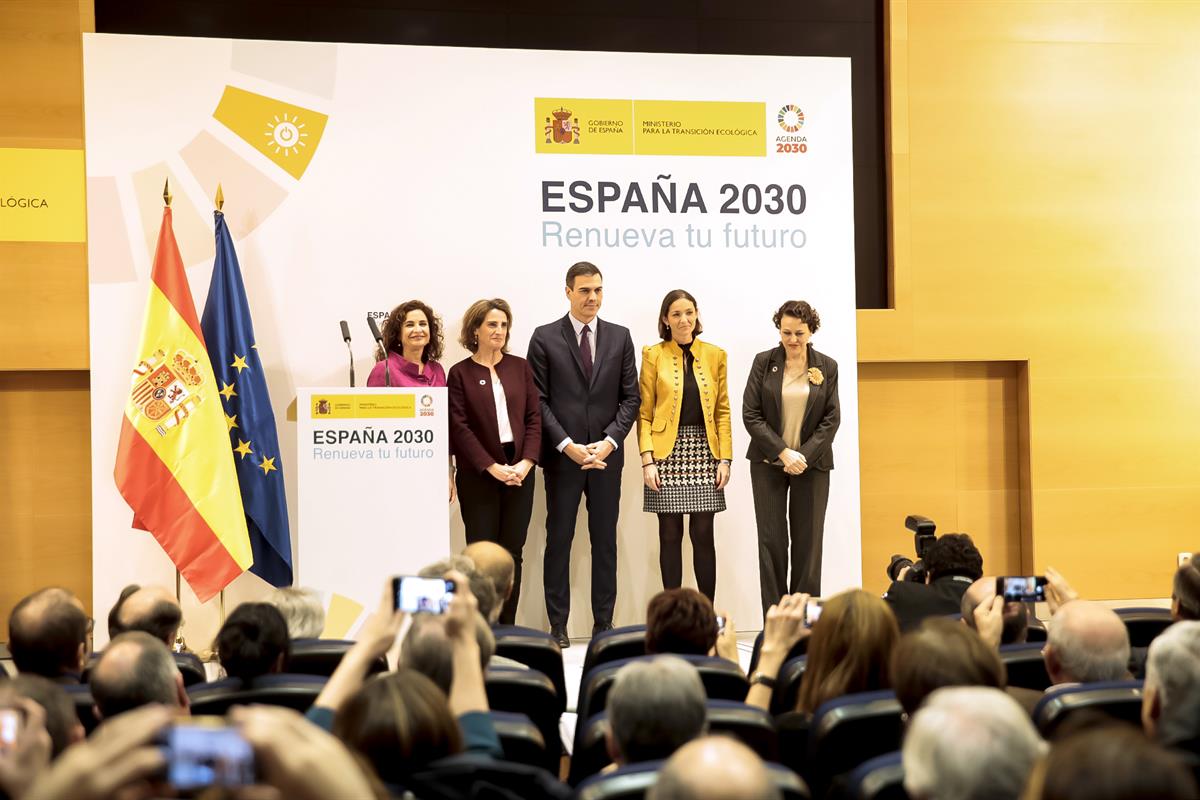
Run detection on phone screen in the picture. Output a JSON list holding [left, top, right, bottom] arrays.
[[805, 600, 824, 627], [996, 576, 1047, 602], [392, 576, 455, 614], [165, 722, 255, 791], [716, 615, 727, 633], [0, 709, 20, 754]]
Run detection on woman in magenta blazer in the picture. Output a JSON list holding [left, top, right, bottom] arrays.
[[447, 298, 541, 624], [368, 299, 447, 387]]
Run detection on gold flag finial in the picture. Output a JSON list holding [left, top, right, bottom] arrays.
[[162, 178, 172, 207], [215, 183, 224, 212]]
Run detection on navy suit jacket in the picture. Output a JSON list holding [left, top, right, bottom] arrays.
[[527, 314, 640, 470]]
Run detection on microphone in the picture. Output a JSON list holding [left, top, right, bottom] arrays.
[[339, 320, 355, 387], [367, 315, 390, 387]]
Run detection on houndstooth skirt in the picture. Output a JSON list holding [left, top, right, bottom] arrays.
[[644, 424, 727, 514]]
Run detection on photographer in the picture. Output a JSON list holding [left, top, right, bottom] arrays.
[[884, 533, 983, 632]]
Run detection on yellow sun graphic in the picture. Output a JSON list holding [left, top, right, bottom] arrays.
[[264, 112, 308, 157]]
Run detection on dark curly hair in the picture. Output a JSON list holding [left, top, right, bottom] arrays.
[[646, 588, 717, 656], [657, 289, 703, 341], [772, 300, 821, 334], [376, 300, 444, 364], [924, 533, 984, 582]]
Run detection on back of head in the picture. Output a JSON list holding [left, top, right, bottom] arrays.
[[0, 674, 81, 758], [90, 631, 181, 720], [1173, 554, 1200, 621], [924, 534, 984, 582], [1045, 601, 1130, 684], [215, 602, 290, 682], [333, 668, 463, 786], [461, 542, 515, 608], [961, 578, 1029, 645], [1144, 620, 1200, 745], [649, 736, 781, 800], [401, 611, 495, 694], [1035, 724, 1198, 800], [903, 686, 1044, 800], [607, 655, 707, 765], [891, 617, 1006, 716], [266, 586, 326, 640], [8, 587, 90, 679], [646, 588, 717, 656], [419, 556, 499, 625], [798, 589, 899, 715], [109, 585, 182, 646]]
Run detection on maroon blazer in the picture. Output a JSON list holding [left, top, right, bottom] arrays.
[[447, 354, 542, 475]]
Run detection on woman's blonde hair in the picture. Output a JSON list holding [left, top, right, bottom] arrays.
[[796, 589, 899, 715]]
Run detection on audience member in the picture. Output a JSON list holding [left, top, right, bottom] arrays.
[[0, 675, 84, 758], [8, 588, 91, 683], [463, 541, 517, 625], [890, 617, 1005, 716], [796, 589, 899, 715], [1172, 553, 1200, 622], [902, 687, 1044, 800], [0, 697, 51, 800], [649, 736, 781, 800], [606, 656, 707, 767], [400, 610, 498, 694], [420, 555, 499, 625], [1142, 620, 1200, 779], [266, 586, 326, 640], [961, 576, 1029, 644], [215, 602, 290, 682], [1043, 600, 1130, 686], [1030, 724, 1198, 800], [745, 592, 810, 712], [106, 584, 182, 646], [884, 533, 984, 631], [645, 588, 739, 664], [89, 631, 189, 721]]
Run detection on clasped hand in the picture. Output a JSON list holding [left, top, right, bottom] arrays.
[[779, 448, 806, 476], [565, 440, 611, 470], [487, 459, 533, 485]]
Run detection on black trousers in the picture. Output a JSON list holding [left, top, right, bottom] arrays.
[[543, 462, 621, 628], [750, 461, 830, 615], [456, 450, 536, 626]]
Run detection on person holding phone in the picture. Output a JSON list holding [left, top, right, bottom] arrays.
[[743, 300, 840, 614], [447, 299, 541, 625], [638, 289, 732, 602]]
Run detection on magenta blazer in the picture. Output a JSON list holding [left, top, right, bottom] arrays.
[[367, 352, 446, 388], [447, 355, 542, 474]]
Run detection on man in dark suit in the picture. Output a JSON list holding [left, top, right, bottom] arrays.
[[883, 533, 983, 632], [528, 262, 639, 647]]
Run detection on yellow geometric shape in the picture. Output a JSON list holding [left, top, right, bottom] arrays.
[[535, 98, 633, 155], [218, 381, 237, 400], [633, 100, 766, 157], [225, 413, 238, 431], [257, 455, 277, 476], [322, 592, 365, 639], [231, 354, 249, 374], [0, 149, 86, 242], [212, 86, 328, 180], [233, 439, 253, 459]]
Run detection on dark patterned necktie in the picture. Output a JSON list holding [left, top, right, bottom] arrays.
[[580, 324, 594, 382]]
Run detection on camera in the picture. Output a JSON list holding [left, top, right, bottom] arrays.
[[392, 576, 456, 614], [886, 515, 938, 583]]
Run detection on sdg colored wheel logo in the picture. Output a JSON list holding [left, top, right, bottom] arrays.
[[777, 104, 805, 133]]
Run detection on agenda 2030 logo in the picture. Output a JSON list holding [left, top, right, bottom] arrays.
[[774, 104, 808, 155]]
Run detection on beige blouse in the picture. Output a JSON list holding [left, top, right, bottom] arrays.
[[780, 371, 811, 451]]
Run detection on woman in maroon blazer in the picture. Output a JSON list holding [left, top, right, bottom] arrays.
[[447, 298, 542, 624]]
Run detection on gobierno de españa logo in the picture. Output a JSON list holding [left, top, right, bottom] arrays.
[[774, 104, 807, 154]]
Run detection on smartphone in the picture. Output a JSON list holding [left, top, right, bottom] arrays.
[[716, 614, 727, 633], [0, 708, 21, 754], [804, 599, 824, 627], [163, 718, 256, 794], [996, 576, 1047, 602], [392, 576, 456, 614]]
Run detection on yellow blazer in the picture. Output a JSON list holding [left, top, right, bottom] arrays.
[[638, 338, 733, 461]]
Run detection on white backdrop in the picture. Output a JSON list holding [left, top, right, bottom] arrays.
[[84, 34, 861, 643]]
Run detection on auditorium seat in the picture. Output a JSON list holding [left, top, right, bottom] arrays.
[[488, 710, 548, 769], [187, 673, 326, 715], [287, 638, 386, 678], [575, 759, 809, 800], [484, 666, 560, 768], [576, 655, 750, 730], [770, 655, 807, 715], [62, 684, 100, 734], [492, 625, 567, 713], [569, 700, 778, 785], [999, 642, 1051, 691], [1025, 613, 1048, 642], [404, 751, 570, 800], [582, 625, 647, 677], [847, 751, 908, 800], [804, 690, 904, 796], [747, 630, 809, 677], [1114, 607, 1173, 647], [83, 650, 207, 687], [1032, 680, 1145, 738]]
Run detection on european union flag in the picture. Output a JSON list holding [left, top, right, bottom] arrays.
[[201, 210, 293, 587]]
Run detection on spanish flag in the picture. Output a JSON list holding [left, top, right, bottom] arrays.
[[114, 204, 253, 602]]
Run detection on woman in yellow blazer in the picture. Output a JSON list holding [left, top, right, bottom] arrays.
[[638, 289, 733, 601]]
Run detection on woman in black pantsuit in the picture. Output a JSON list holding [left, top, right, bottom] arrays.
[[743, 300, 840, 615], [447, 298, 541, 624]]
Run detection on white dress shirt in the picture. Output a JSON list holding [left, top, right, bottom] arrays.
[[556, 314, 619, 454]]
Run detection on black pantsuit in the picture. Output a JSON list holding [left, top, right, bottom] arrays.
[[542, 465, 620, 627]]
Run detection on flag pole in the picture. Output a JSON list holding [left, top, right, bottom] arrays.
[[215, 182, 224, 212], [163, 178, 172, 207], [172, 568, 187, 653]]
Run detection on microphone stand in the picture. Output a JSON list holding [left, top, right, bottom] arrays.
[[367, 316, 390, 387], [340, 320, 355, 387]]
